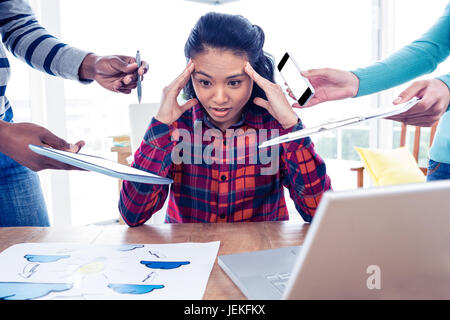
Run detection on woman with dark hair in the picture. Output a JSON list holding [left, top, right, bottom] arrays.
[[183, 13, 274, 106], [119, 12, 331, 226]]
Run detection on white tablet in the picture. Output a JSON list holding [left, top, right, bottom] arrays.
[[29, 144, 173, 185]]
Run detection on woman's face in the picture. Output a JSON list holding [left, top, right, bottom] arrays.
[[191, 48, 253, 131]]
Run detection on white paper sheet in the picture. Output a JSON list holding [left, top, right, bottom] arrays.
[[0, 241, 220, 300]]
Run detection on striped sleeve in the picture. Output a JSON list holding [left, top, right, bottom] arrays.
[[0, 0, 90, 81], [118, 117, 176, 226], [280, 121, 332, 222]]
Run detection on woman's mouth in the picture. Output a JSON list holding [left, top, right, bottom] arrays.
[[209, 106, 232, 117]]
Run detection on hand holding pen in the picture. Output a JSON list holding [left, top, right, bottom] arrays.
[[79, 53, 149, 94]]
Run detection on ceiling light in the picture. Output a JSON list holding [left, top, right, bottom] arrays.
[[185, 0, 239, 5]]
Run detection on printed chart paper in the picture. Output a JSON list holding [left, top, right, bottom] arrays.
[[0, 241, 220, 300]]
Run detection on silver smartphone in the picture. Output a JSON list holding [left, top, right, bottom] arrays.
[[277, 52, 315, 106]]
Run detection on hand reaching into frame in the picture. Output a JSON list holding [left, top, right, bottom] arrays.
[[0, 121, 85, 172], [387, 79, 450, 127], [289, 68, 360, 108], [79, 54, 149, 94]]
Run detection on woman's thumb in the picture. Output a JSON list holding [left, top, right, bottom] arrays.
[[180, 98, 199, 113]]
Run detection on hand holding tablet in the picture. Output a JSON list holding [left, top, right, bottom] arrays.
[[29, 144, 173, 185]]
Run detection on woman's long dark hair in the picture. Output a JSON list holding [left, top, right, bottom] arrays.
[[183, 12, 274, 104]]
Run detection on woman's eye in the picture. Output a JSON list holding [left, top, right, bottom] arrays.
[[198, 79, 211, 87], [228, 80, 242, 87]]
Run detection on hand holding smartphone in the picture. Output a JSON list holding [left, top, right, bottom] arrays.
[[278, 52, 315, 106]]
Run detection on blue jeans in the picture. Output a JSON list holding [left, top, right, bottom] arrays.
[[0, 152, 49, 227], [427, 159, 450, 182]]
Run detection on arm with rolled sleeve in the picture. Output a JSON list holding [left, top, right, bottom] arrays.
[[118, 118, 176, 227]]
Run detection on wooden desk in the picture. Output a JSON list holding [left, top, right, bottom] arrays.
[[0, 221, 309, 300]]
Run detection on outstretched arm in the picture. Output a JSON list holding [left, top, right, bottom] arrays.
[[0, 120, 84, 171], [0, 0, 149, 91]]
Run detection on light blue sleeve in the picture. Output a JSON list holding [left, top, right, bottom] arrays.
[[436, 73, 450, 91], [352, 3, 450, 97]]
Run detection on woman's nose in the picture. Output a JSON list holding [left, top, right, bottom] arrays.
[[212, 87, 229, 105]]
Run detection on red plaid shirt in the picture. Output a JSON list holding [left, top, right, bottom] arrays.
[[119, 103, 331, 226]]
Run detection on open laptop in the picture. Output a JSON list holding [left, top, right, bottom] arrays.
[[218, 180, 450, 299]]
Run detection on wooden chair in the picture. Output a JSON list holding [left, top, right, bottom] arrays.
[[110, 135, 132, 224], [351, 123, 438, 188]]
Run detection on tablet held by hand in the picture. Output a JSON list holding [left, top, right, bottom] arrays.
[[29, 144, 173, 185]]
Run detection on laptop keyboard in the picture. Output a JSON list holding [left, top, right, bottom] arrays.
[[266, 272, 291, 293]]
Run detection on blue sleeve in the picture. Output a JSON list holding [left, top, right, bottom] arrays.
[[352, 3, 450, 97], [436, 73, 450, 90]]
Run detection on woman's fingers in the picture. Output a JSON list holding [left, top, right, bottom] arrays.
[[163, 61, 195, 101], [180, 98, 199, 113], [244, 62, 273, 91], [253, 97, 271, 110], [156, 61, 196, 125], [170, 60, 195, 95]]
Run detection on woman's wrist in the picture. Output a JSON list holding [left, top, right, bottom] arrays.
[[154, 114, 173, 126], [278, 113, 299, 130]]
